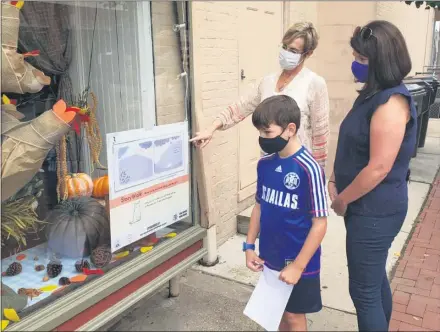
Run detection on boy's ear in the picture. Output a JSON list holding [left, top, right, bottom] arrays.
[[287, 122, 297, 137]]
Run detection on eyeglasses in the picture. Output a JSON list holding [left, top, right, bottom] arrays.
[[353, 26, 375, 40]]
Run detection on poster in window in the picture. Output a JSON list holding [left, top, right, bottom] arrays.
[[106, 122, 189, 252]]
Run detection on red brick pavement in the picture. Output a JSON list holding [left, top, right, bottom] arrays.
[[390, 173, 440, 331]]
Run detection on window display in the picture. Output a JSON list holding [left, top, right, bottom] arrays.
[[1, 1, 194, 329]]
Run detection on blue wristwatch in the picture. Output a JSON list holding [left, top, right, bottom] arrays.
[[242, 242, 255, 252]]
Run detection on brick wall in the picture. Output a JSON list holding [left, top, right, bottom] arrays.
[[191, 1, 243, 243]]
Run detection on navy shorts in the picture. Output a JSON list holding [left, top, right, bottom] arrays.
[[285, 276, 322, 314]]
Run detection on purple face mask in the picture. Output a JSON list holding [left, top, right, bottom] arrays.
[[351, 61, 369, 83]]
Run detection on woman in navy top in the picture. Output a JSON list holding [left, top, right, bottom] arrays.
[[329, 21, 416, 331]]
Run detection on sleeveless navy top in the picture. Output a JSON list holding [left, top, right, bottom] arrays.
[[334, 84, 417, 217]]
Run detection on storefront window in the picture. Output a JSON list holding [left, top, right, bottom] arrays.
[[1, 0, 194, 326]]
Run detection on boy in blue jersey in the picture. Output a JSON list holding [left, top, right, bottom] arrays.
[[243, 95, 328, 331]]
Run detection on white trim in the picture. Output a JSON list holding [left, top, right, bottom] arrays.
[[136, 1, 156, 130]]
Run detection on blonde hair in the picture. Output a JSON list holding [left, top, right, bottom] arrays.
[[282, 22, 319, 53]]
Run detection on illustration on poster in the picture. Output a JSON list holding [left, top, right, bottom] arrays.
[[106, 122, 190, 252]]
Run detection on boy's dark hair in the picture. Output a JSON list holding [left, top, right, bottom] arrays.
[[252, 95, 301, 131], [350, 20, 411, 98]]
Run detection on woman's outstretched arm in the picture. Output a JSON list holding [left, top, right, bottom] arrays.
[[190, 80, 262, 148]]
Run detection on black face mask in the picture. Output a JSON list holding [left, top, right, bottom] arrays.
[[258, 134, 289, 154]]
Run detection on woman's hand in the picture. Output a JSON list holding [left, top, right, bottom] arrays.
[[328, 181, 338, 202], [331, 195, 347, 216], [189, 129, 215, 149]]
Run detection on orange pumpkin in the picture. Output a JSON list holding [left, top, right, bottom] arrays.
[[92, 175, 109, 198], [64, 173, 93, 198]]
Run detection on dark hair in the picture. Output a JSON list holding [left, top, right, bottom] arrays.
[[350, 20, 412, 97], [252, 95, 301, 131]]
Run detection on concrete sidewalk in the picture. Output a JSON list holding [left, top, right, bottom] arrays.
[[110, 269, 357, 331], [111, 119, 440, 331]]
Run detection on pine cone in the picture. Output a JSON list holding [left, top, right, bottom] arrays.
[[74, 259, 90, 273], [47, 261, 63, 278], [2, 262, 22, 276], [91, 246, 112, 268]]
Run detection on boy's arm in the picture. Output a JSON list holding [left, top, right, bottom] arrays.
[[245, 162, 265, 272], [293, 217, 327, 271], [248, 160, 263, 245], [246, 202, 261, 245], [294, 165, 329, 271]]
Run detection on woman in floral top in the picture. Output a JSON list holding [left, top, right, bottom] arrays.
[[190, 22, 330, 169]]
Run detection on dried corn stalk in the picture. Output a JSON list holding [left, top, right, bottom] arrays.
[[86, 91, 105, 171], [55, 135, 68, 201], [55, 90, 105, 201]]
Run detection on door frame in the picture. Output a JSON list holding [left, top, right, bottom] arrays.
[[237, 1, 285, 202]]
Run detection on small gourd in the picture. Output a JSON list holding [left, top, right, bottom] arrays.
[[64, 173, 93, 198], [92, 175, 109, 198]]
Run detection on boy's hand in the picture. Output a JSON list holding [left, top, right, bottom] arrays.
[[279, 262, 303, 285], [245, 250, 264, 272]]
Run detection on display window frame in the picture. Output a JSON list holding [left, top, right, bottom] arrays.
[[2, 1, 206, 331]]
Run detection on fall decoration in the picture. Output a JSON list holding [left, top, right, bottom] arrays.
[[2, 262, 22, 276], [2, 100, 73, 202], [2, 320, 10, 330], [92, 175, 109, 198], [91, 246, 112, 268], [1, 2, 50, 95], [3, 308, 19, 322], [17, 288, 42, 300], [83, 268, 104, 275], [140, 246, 153, 253], [46, 197, 110, 258], [15, 254, 26, 261], [114, 251, 129, 259], [75, 259, 91, 273], [1, 283, 27, 313], [55, 134, 68, 201], [58, 277, 71, 286], [1, 196, 45, 249], [46, 261, 63, 278], [63, 173, 94, 198], [39, 285, 57, 292], [56, 90, 104, 201], [70, 274, 87, 283], [34, 265, 45, 272], [71, 91, 104, 170]]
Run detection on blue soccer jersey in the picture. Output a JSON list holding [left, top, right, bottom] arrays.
[[256, 146, 329, 278]]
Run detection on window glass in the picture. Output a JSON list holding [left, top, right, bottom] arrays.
[[1, 0, 193, 323]]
